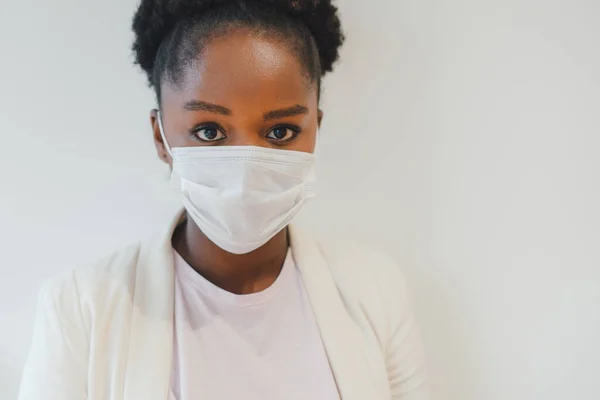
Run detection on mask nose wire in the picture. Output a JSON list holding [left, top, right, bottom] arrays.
[[156, 110, 173, 157]]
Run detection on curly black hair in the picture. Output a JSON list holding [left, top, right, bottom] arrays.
[[132, 0, 345, 103]]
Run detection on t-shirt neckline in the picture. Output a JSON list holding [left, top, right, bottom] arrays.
[[172, 247, 295, 307]]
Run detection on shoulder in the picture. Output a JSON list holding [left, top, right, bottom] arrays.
[[313, 236, 414, 346], [314, 238, 429, 397], [39, 241, 144, 311], [315, 237, 409, 299]]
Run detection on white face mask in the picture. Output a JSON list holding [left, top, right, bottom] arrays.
[[157, 112, 317, 254]]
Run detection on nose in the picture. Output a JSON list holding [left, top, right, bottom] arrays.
[[227, 129, 268, 148]]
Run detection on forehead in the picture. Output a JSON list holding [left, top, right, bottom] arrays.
[[162, 29, 317, 108]]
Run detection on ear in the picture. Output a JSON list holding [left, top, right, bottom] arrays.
[[317, 109, 324, 128], [150, 109, 171, 165]]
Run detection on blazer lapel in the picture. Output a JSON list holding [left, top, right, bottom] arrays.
[[123, 212, 181, 399], [289, 225, 380, 400]]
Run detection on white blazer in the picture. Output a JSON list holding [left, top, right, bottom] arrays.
[[18, 210, 429, 400]]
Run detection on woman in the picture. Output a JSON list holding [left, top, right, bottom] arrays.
[[19, 0, 428, 399]]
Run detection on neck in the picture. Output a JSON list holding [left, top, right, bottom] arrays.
[[172, 215, 289, 295]]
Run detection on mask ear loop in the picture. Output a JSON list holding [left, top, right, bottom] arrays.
[[303, 128, 318, 191], [156, 110, 173, 157], [157, 110, 182, 191]]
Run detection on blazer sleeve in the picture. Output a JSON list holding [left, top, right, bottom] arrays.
[[18, 275, 89, 400], [376, 257, 430, 400]]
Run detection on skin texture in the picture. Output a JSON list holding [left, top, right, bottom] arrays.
[[150, 28, 323, 295]]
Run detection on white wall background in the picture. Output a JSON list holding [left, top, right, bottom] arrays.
[[1, 0, 599, 399]]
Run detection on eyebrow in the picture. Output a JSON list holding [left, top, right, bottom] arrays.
[[263, 105, 309, 120], [183, 100, 232, 115], [183, 100, 309, 120]]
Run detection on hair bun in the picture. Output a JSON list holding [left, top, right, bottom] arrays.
[[133, 0, 345, 86]]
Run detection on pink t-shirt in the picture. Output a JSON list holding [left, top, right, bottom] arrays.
[[168, 248, 340, 400]]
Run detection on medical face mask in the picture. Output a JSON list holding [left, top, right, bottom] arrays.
[[157, 112, 317, 254]]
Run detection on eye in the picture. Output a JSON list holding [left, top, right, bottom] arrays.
[[192, 125, 226, 142], [266, 126, 299, 142]]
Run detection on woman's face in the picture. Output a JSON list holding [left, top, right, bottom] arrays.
[[151, 28, 322, 165]]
